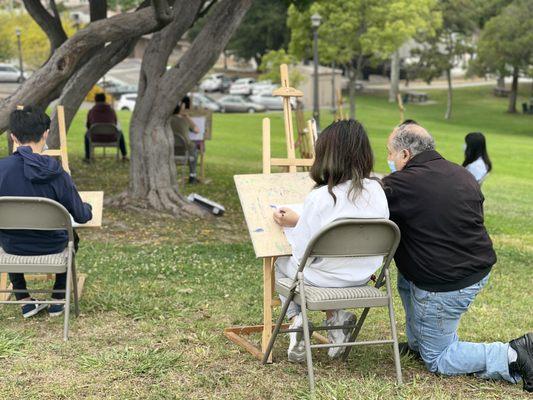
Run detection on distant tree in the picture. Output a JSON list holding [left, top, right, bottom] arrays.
[[475, 0, 533, 113], [288, 0, 440, 118], [107, 0, 143, 11], [258, 49, 304, 86], [411, 0, 478, 120]]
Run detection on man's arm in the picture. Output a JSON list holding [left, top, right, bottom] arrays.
[[57, 173, 93, 224]]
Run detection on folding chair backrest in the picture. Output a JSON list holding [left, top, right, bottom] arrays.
[[300, 218, 400, 269], [0, 197, 74, 242], [88, 123, 119, 143], [174, 134, 188, 156]]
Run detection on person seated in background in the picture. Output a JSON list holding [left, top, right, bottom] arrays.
[[273, 119, 389, 362], [463, 132, 492, 183], [170, 96, 200, 184], [84, 93, 128, 162], [0, 106, 92, 318]]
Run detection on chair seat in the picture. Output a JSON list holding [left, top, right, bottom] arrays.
[[276, 277, 389, 310], [0, 247, 69, 273]]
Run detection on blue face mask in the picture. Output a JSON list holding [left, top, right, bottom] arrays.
[[387, 160, 397, 173]]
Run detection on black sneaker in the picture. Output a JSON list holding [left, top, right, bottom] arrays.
[[188, 176, 199, 184], [398, 341, 422, 360], [21, 299, 48, 319], [509, 333, 533, 392], [48, 303, 65, 317]]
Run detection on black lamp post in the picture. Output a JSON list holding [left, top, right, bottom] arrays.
[[15, 28, 24, 83], [311, 12, 322, 131]]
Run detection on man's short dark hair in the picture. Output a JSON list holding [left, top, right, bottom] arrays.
[[400, 119, 418, 126], [94, 93, 106, 103], [9, 106, 50, 144]]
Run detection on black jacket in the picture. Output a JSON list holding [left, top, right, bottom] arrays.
[[0, 147, 92, 255], [382, 150, 496, 292]]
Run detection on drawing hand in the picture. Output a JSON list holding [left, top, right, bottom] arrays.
[[273, 207, 299, 227]]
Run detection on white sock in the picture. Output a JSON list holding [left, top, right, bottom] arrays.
[[508, 346, 518, 364]]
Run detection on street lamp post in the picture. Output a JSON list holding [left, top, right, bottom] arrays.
[[15, 28, 24, 83], [311, 12, 322, 131]]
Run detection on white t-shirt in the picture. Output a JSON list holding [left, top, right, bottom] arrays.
[[276, 178, 389, 287], [465, 157, 488, 183]]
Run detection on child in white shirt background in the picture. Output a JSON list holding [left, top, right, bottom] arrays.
[[273, 119, 389, 362]]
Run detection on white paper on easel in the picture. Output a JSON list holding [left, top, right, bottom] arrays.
[[188, 116, 206, 141]]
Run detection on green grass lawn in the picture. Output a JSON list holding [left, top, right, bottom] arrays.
[[0, 86, 531, 399]]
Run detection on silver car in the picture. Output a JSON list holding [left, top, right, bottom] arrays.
[[0, 64, 26, 82], [218, 95, 266, 113], [249, 92, 296, 110]]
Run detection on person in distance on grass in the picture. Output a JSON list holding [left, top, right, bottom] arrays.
[[462, 131, 492, 184], [84, 92, 128, 162], [0, 106, 92, 318], [273, 119, 389, 363], [170, 96, 201, 184], [383, 120, 532, 392]]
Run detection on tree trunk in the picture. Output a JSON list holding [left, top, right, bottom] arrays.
[[125, 0, 252, 215], [445, 68, 453, 120], [347, 65, 356, 119], [388, 50, 400, 103], [508, 66, 519, 114]]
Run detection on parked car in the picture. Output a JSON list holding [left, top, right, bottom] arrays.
[[251, 80, 276, 95], [116, 93, 137, 111], [229, 78, 256, 95], [190, 92, 224, 112], [98, 77, 137, 98], [199, 73, 226, 92], [249, 92, 296, 110], [0, 63, 28, 82], [218, 95, 266, 113]]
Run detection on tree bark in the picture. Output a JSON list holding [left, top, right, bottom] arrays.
[[23, 0, 67, 53], [445, 68, 453, 120], [0, 5, 165, 134], [126, 0, 252, 215], [508, 66, 519, 114], [388, 50, 400, 103]]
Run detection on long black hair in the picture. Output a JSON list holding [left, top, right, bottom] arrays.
[[463, 132, 492, 172], [310, 119, 374, 204]]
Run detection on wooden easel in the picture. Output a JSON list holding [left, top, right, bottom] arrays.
[[225, 64, 326, 363], [335, 87, 345, 120], [397, 93, 405, 123], [294, 101, 316, 161], [0, 105, 96, 301]]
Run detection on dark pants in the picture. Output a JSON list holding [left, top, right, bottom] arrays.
[[84, 132, 127, 159], [9, 231, 79, 301]]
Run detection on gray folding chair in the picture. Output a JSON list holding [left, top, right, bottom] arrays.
[[262, 218, 402, 391], [0, 197, 79, 341], [88, 123, 121, 160]]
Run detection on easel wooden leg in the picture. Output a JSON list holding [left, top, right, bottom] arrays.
[[0, 273, 11, 301], [262, 257, 274, 363], [200, 151, 205, 182]]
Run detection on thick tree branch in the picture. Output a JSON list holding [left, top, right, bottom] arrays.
[[23, 0, 67, 52], [90, 0, 107, 21], [0, 6, 168, 133], [152, 0, 173, 23]]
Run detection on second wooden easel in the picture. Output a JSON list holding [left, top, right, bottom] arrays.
[[224, 64, 326, 363]]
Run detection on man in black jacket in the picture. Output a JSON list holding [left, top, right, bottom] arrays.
[[0, 107, 92, 318], [382, 121, 532, 392]]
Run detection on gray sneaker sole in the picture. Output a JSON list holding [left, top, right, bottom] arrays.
[[287, 322, 314, 363], [328, 314, 357, 359]]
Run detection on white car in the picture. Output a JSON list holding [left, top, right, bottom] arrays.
[[251, 80, 276, 95], [229, 78, 256, 95], [199, 73, 225, 92], [0, 63, 27, 82], [249, 92, 296, 110], [116, 93, 137, 111]]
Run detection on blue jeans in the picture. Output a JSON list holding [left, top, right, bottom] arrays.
[[397, 273, 518, 383]]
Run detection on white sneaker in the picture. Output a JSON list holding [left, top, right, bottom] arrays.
[[287, 313, 314, 363], [326, 310, 356, 359]]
